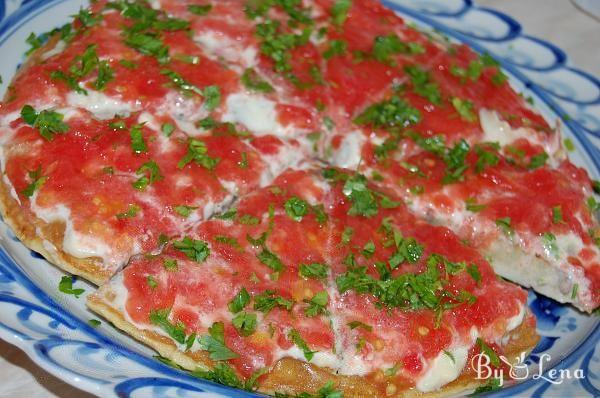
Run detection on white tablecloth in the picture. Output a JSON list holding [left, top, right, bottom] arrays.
[[0, 1, 598, 397]]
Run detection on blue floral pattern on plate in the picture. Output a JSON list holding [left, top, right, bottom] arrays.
[[0, 0, 598, 397]]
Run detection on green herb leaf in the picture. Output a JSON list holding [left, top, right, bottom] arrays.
[[232, 312, 257, 336], [58, 275, 85, 298], [284, 196, 309, 221], [21, 165, 48, 198], [188, 4, 213, 15], [173, 205, 197, 218], [149, 308, 186, 344], [229, 287, 251, 313], [130, 124, 148, 154], [257, 248, 284, 272], [476, 338, 500, 367], [173, 237, 210, 263], [197, 322, 239, 360], [304, 290, 329, 317], [20, 105, 69, 141], [202, 85, 221, 110], [331, 0, 351, 26], [288, 329, 317, 361], [177, 138, 219, 170], [116, 204, 140, 219], [133, 160, 163, 190], [241, 68, 274, 92], [347, 320, 372, 332], [299, 263, 329, 280], [253, 290, 294, 313], [354, 96, 421, 129], [451, 97, 477, 122]]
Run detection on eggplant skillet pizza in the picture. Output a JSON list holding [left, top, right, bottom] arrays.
[[0, 0, 598, 396]]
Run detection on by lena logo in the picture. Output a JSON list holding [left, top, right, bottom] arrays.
[[470, 351, 585, 386]]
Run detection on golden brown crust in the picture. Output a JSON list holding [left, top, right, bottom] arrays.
[[88, 285, 539, 398], [0, 168, 110, 285]]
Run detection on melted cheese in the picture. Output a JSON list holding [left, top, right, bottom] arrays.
[[30, 196, 132, 269], [330, 130, 365, 169], [416, 345, 470, 392], [67, 90, 138, 120], [194, 32, 258, 68], [479, 109, 559, 157], [223, 93, 286, 137]]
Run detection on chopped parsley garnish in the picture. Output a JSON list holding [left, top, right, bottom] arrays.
[[149, 308, 186, 344], [163, 258, 178, 271], [299, 263, 329, 280], [331, 0, 351, 26], [304, 290, 329, 317], [253, 290, 294, 313], [132, 160, 163, 190], [372, 34, 424, 64], [192, 363, 244, 390], [177, 138, 220, 170], [257, 248, 284, 272], [125, 32, 170, 63], [21, 166, 48, 198], [254, 19, 311, 75], [284, 196, 309, 221], [216, 208, 237, 220], [50, 45, 114, 94], [229, 287, 251, 313], [323, 39, 347, 60], [173, 205, 197, 218], [474, 143, 500, 173], [388, 235, 423, 269], [451, 97, 477, 122], [88, 319, 102, 327], [552, 205, 564, 224], [241, 68, 274, 93], [564, 138, 575, 152], [476, 338, 500, 367], [465, 197, 486, 212], [404, 65, 441, 105], [173, 237, 210, 263], [188, 4, 213, 15], [21, 105, 69, 141], [160, 69, 203, 96], [129, 124, 148, 154], [238, 214, 261, 225], [288, 329, 317, 361], [572, 283, 579, 300], [542, 232, 559, 258], [197, 321, 239, 360], [202, 85, 221, 110], [25, 32, 45, 56], [116, 204, 140, 219], [58, 275, 85, 298], [528, 152, 549, 169], [347, 320, 372, 331], [466, 264, 482, 285], [232, 312, 257, 336], [215, 235, 242, 251], [354, 96, 421, 129], [147, 275, 158, 289], [336, 252, 476, 317], [472, 378, 502, 394], [495, 217, 513, 237], [341, 174, 379, 217], [341, 227, 354, 245]]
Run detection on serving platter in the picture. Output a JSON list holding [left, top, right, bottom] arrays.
[[0, 0, 598, 397]]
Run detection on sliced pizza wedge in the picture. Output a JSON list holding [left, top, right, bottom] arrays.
[[89, 166, 538, 396]]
